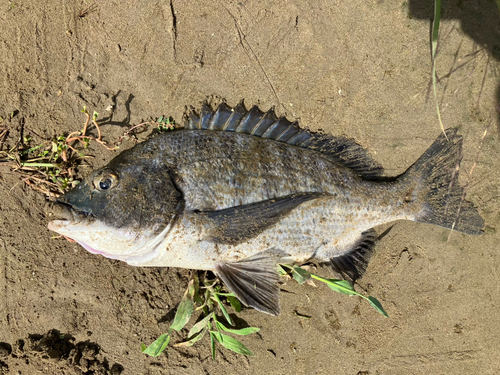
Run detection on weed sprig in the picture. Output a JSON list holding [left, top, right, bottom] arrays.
[[0, 108, 178, 198], [142, 265, 387, 359], [0, 107, 117, 198], [141, 272, 260, 359], [115, 115, 177, 145]]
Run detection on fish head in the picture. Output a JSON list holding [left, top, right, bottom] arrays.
[[48, 158, 182, 261]]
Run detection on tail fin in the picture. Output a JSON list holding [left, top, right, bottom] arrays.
[[405, 128, 484, 235]]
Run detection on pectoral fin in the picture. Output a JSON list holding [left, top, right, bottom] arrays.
[[199, 193, 325, 244], [215, 255, 280, 316]]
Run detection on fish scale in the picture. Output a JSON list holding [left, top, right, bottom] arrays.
[[48, 102, 484, 316], [161, 131, 352, 210]]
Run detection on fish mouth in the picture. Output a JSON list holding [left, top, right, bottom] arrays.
[[48, 200, 94, 224], [47, 201, 96, 243], [47, 202, 119, 258]]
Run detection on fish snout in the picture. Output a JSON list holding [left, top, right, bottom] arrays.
[[47, 200, 92, 225]]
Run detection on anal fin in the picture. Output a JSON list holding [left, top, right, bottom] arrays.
[[330, 228, 377, 281], [215, 255, 280, 316]]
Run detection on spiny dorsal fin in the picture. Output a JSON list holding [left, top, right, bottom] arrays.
[[329, 228, 377, 281], [186, 101, 383, 179]]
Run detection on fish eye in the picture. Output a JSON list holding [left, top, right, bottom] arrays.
[[93, 171, 118, 192], [99, 178, 112, 190]]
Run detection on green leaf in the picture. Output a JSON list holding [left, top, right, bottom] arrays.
[[227, 296, 242, 312], [211, 331, 254, 356], [276, 264, 288, 276], [291, 265, 311, 284], [171, 278, 197, 331], [21, 144, 43, 155], [188, 273, 199, 299], [368, 296, 388, 317], [175, 326, 208, 347], [310, 274, 358, 296], [141, 333, 170, 357], [194, 292, 203, 305], [210, 331, 217, 360], [170, 296, 194, 332], [213, 293, 233, 326], [19, 162, 57, 168], [294, 311, 311, 319], [216, 321, 260, 336], [157, 116, 164, 123], [324, 279, 357, 296], [187, 313, 213, 338]]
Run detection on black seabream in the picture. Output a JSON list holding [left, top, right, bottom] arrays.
[[48, 102, 484, 315]]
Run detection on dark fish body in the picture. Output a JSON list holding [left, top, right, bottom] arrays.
[[49, 102, 484, 315]]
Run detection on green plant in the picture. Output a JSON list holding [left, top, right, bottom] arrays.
[[141, 273, 260, 359], [279, 264, 387, 317], [156, 116, 176, 132], [1, 107, 179, 198], [142, 265, 387, 359], [0, 107, 116, 198]]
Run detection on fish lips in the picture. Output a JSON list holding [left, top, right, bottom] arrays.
[[49, 200, 94, 224], [51, 179, 101, 221], [48, 184, 96, 225], [48, 198, 113, 257]]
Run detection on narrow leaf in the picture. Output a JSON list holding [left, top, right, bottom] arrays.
[[227, 296, 242, 312], [141, 333, 171, 357], [368, 296, 389, 317], [187, 313, 212, 338], [328, 279, 357, 294], [294, 311, 311, 319], [312, 274, 358, 296], [187, 275, 198, 299], [291, 265, 311, 284], [213, 293, 233, 326], [210, 331, 217, 360], [171, 295, 194, 331], [327, 279, 357, 295], [211, 332, 254, 356], [325, 282, 357, 296], [175, 326, 208, 347], [216, 321, 260, 336], [276, 264, 288, 276]]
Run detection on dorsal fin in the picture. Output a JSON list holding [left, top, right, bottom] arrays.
[[186, 101, 383, 179]]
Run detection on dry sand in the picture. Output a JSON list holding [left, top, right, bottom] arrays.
[[1, 0, 499, 374]]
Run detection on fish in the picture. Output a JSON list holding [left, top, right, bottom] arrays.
[[48, 101, 484, 316]]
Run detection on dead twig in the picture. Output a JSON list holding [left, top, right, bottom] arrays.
[[447, 123, 490, 241], [78, 2, 98, 19]]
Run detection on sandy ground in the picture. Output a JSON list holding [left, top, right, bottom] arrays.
[[1, 0, 499, 374]]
